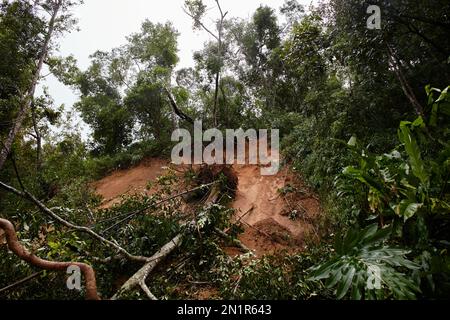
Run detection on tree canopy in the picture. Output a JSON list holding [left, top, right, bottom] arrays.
[[0, 0, 449, 301]]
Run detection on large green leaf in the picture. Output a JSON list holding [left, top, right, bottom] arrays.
[[398, 121, 429, 186], [336, 266, 356, 299], [392, 200, 423, 221], [308, 224, 420, 300]]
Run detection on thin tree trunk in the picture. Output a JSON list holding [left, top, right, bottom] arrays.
[[0, 0, 62, 172], [183, 1, 227, 128], [213, 72, 221, 127], [212, 0, 227, 128], [31, 103, 42, 172], [163, 87, 194, 124], [386, 44, 425, 117]]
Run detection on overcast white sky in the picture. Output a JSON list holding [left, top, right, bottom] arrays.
[[38, 0, 317, 135]]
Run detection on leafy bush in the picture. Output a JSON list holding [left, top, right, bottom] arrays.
[[312, 86, 450, 299], [309, 224, 420, 300]]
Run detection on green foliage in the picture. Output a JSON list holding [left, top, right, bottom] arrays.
[[0, 0, 44, 136], [398, 119, 429, 186], [128, 20, 179, 69], [339, 87, 449, 225], [310, 224, 420, 300], [220, 250, 328, 300], [2, 0, 450, 301], [184, 0, 207, 30], [191, 204, 234, 233], [328, 86, 450, 299], [53, 20, 180, 156]]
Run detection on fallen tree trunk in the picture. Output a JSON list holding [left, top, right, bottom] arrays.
[[111, 234, 183, 300], [0, 218, 100, 300], [111, 185, 221, 300]]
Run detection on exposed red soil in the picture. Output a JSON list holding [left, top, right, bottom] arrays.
[[92, 157, 321, 257], [193, 287, 219, 300], [90, 156, 321, 300], [228, 163, 320, 257], [92, 158, 169, 208]]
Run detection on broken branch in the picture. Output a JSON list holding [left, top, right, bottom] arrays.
[[163, 86, 195, 124], [100, 182, 218, 234], [0, 271, 44, 295], [111, 184, 221, 300], [0, 180, 150, 263]]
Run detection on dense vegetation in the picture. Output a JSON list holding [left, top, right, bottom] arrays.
[[0, 0, 449, 300]]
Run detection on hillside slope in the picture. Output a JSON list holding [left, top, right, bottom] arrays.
[[92, 158, 321, 256]]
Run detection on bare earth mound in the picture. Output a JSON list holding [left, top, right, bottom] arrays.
[[92, 158, 169, 208], [92, 158, 321, 257], [230, 164, 320, 257]]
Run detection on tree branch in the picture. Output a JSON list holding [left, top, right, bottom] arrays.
[[30, 102, 42, 171], [0, 271, 44, 295], [163, 87, 195, 124], [0, 180, 150, 263], [182, 8, 220, 41], [212, 0, 227, 127], [111, 184, 221, 300], [0, 218, 100, 300], [101, 182, 217, 234], [111, 234, 183, 300], [139, 280, 158, 300], [386, 44, 425, 117]]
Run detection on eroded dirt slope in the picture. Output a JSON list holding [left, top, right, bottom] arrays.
[[230, 163, 320, 257], [92, 158, 169, 208], [92, 157, 320, 256]]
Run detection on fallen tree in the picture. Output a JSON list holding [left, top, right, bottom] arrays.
[[0, 180, 150, 263], [0, 181, 219, 300], [111, 165, 238, 299], [111, 184, 221, 300], [1, 165, 239, 300]]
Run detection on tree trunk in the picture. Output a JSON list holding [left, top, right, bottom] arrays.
[[164, 87, 194, 124], [31, 103, 42, 172], [386, 44, 425, 117], [212, 0, 226, 128], [0, 1, 62, 172]]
